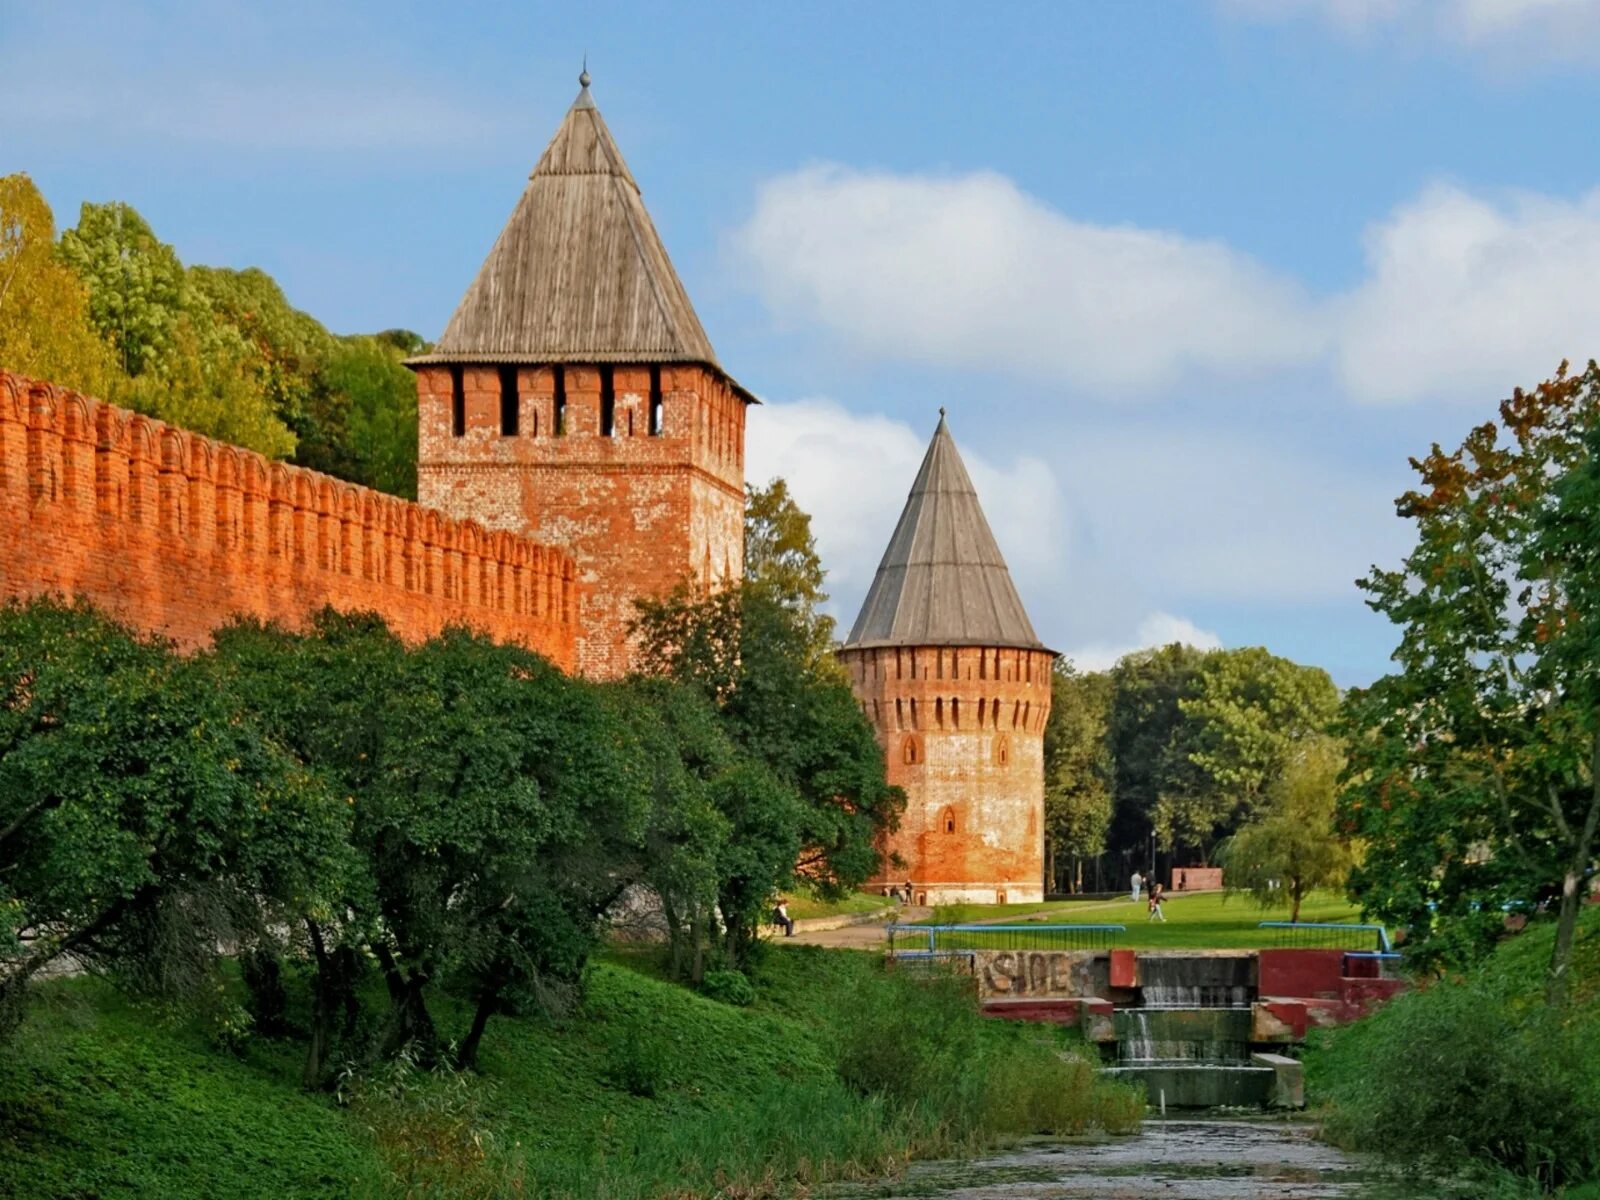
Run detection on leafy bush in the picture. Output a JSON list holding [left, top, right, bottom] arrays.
[[700, 969, 756, 1006], [602, 1028, 673, 1098], [1310, 910, 1600, 1191]]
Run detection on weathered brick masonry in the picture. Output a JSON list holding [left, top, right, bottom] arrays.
[[840, 414, 1055, 904], [416, 362, 744, 678], [0, 371, 578, 666], [406, 74, 752, 679], [843, 645, 1052, 904]]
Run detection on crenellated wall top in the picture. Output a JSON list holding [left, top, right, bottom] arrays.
[[0, 369, 579, 585]]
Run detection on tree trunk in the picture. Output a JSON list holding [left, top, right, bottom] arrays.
[[457, 979, 501, 1071], [371, 943, 437, 1062], [302, 920, 333, 1089], [1547, 733, 1600, 1007], [1290, 883, 1303, 924]]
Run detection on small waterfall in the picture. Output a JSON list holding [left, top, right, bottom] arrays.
[[1103, 954, 1273, 1107], [1113, 1008, 1250, 1064], [1137, 956, 1252, 1010]]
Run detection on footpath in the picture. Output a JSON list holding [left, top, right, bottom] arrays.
[[787, 906, 929, 948]]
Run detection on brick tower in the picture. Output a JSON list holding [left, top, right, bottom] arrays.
[[408, 71, 753, 677], [838, 413, 1055, 905]]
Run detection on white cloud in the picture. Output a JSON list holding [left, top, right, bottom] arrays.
[[730, 166, 1323, 395], [1063, 613, 1226, 674], [1338, 184, 1600, 403], [734, 166, 1600, 406], [1221, 0, 1600, 58], [744, 398, 1067, 630], [743, 399, 1396, 675], [1055, 427, 1411, 604]]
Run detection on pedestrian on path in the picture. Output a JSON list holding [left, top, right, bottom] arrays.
[[1147, 884, 1166, 923], [1130, 871, 1143, 903]]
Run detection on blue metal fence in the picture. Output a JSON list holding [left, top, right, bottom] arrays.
[[1257, 921, 1393, 953], [886, 923, 1126, 954]]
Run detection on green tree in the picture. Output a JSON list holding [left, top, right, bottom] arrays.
[[1157, 647, 1339, 862], [1343, 362, 1600, 1002], [321, 336, 419, 498], [1105, 643, 1211, 867], [0, 174, 122, 395], [0, 599, 342, 1037], [744, 478, 835, 665], [633, 583, 900, 966], [57, 201, 295, 456], [1043, 662, 1114, 893], [1217, 735, 1357, 922]]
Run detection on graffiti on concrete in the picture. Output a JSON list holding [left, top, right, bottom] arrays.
[[977, 950, 1104, 999]]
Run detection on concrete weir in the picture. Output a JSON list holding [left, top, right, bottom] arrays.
[[965, 943, 1403, 1110]]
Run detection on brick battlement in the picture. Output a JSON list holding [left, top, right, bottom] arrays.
[[0, 371, 578, 668]]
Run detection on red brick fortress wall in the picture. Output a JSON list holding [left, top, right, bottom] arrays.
[[415, 363, 746, 679], [841, 644, 1053, 905], [0, 371, 578, 667]]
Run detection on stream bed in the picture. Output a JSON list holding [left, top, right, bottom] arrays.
[[834, 1118, 1445, 1199]]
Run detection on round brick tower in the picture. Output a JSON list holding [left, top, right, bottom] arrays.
[[838, 412, 1054, 906]]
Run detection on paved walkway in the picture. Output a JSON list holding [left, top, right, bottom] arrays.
[[788, 906, 929, 948]]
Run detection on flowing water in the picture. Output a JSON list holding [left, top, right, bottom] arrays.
[[1103, 957, 1271, 1107], [832, 1119, 1441, 1199]]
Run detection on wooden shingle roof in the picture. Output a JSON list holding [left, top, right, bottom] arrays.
[[411, 75, 743, 393], [844, 413, 1048, 652]]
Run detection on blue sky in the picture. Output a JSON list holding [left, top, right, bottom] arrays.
[[8, 0, 1600, 683]]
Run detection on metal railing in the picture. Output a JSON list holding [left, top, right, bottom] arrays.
[[1258, 921, 1393, 953], [887, 923, 1126, 954]]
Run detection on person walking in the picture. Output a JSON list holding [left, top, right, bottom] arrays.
[[1147, 884, 1166, 923], [773, 898, 795, 937], [1130, 871, 1143, 903]]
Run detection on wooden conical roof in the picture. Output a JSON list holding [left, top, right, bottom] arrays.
[[412, 77, 727, 373], [844, 413, 1047, 652]]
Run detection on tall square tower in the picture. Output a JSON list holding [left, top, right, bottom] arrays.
[[409, 72, 752, 677]]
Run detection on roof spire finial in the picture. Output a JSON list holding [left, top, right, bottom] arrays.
[[579, 54, 590, 90]]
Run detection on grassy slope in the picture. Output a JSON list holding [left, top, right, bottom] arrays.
[[916, 890, 1363, 949], [0, 945, 1122, 1199]]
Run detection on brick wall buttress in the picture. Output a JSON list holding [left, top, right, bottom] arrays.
[[0, 371, 578, 667]]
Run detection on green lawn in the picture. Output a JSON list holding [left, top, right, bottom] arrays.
[[913, 890, 1366, 950]]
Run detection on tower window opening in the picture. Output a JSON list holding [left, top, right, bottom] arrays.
[[648, 366, 664, 435], [498, 366, 519, 436], [600, 366, 616, 436], [951, 698, 960, 728], [942, 807, 956, 834], [553, 366, 567, 436], [450, 366, 465, 437], [902, 735, 918, 765], [935, 698, 944, 728]]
